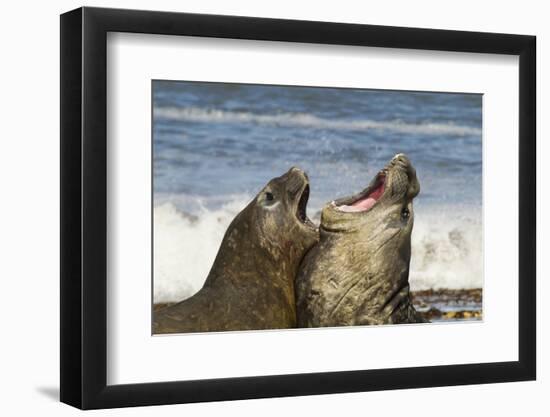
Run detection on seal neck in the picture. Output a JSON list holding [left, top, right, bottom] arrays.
[[319, 205, 365, 234], [351, 280, 415, 324], [204, 210, 297, 290]]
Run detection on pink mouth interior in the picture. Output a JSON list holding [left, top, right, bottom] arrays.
[[338, 176, 386, 213]]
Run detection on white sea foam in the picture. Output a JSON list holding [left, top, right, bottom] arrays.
[[154, 106, 481, 137], [410, 209, 483, 291], [153, 198, 483, 303], [153, 198, 249, 303]]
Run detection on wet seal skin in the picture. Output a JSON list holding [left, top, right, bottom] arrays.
[[154, 167, 318, 334], [296, 154, 426, 327]]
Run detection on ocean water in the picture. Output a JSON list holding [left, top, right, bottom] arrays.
[[153, 80, 483, 303]]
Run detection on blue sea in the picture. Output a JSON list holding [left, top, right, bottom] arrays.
[[152, 81, 483, 304]]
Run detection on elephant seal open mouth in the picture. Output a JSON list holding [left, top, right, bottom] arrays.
[[296, 154, 426, 327], [154, 167, 318, 334]]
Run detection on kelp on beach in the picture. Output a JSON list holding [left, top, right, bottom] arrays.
[[413, 288, 482, 322]]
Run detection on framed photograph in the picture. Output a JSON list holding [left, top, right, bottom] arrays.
[[60, 6, 536, 409]]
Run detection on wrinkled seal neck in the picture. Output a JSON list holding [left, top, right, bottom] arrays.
[[319, 205, 364, 235]]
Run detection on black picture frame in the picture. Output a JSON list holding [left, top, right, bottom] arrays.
[[60, 6, 536, 410]]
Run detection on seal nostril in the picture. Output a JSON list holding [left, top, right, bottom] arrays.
[[390, 154, 411, 170], [289, 166, 302, 175]]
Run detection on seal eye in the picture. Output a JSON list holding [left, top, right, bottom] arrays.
[[401, 207, 410, 221], [265, 192, 274, 202]]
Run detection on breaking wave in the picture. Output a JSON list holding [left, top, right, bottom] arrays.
[[153, 198, 483, 303], [153, 198, 249, 304], [154, 106, 481, 137], [410, 209, 483, 291]]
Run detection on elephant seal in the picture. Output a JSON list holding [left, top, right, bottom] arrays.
[[154, 167, 318, 334], [296, 154, 425, 327]]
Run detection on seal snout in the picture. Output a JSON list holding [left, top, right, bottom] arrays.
[[287, 166, 309, 181], [392, 153, 408, 162], [285, 166, 309, 196], [389, 153, 411, 170], [329, 154, 419, 215], [282, 167, 315, 229], [387, 153, 419, 199]]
